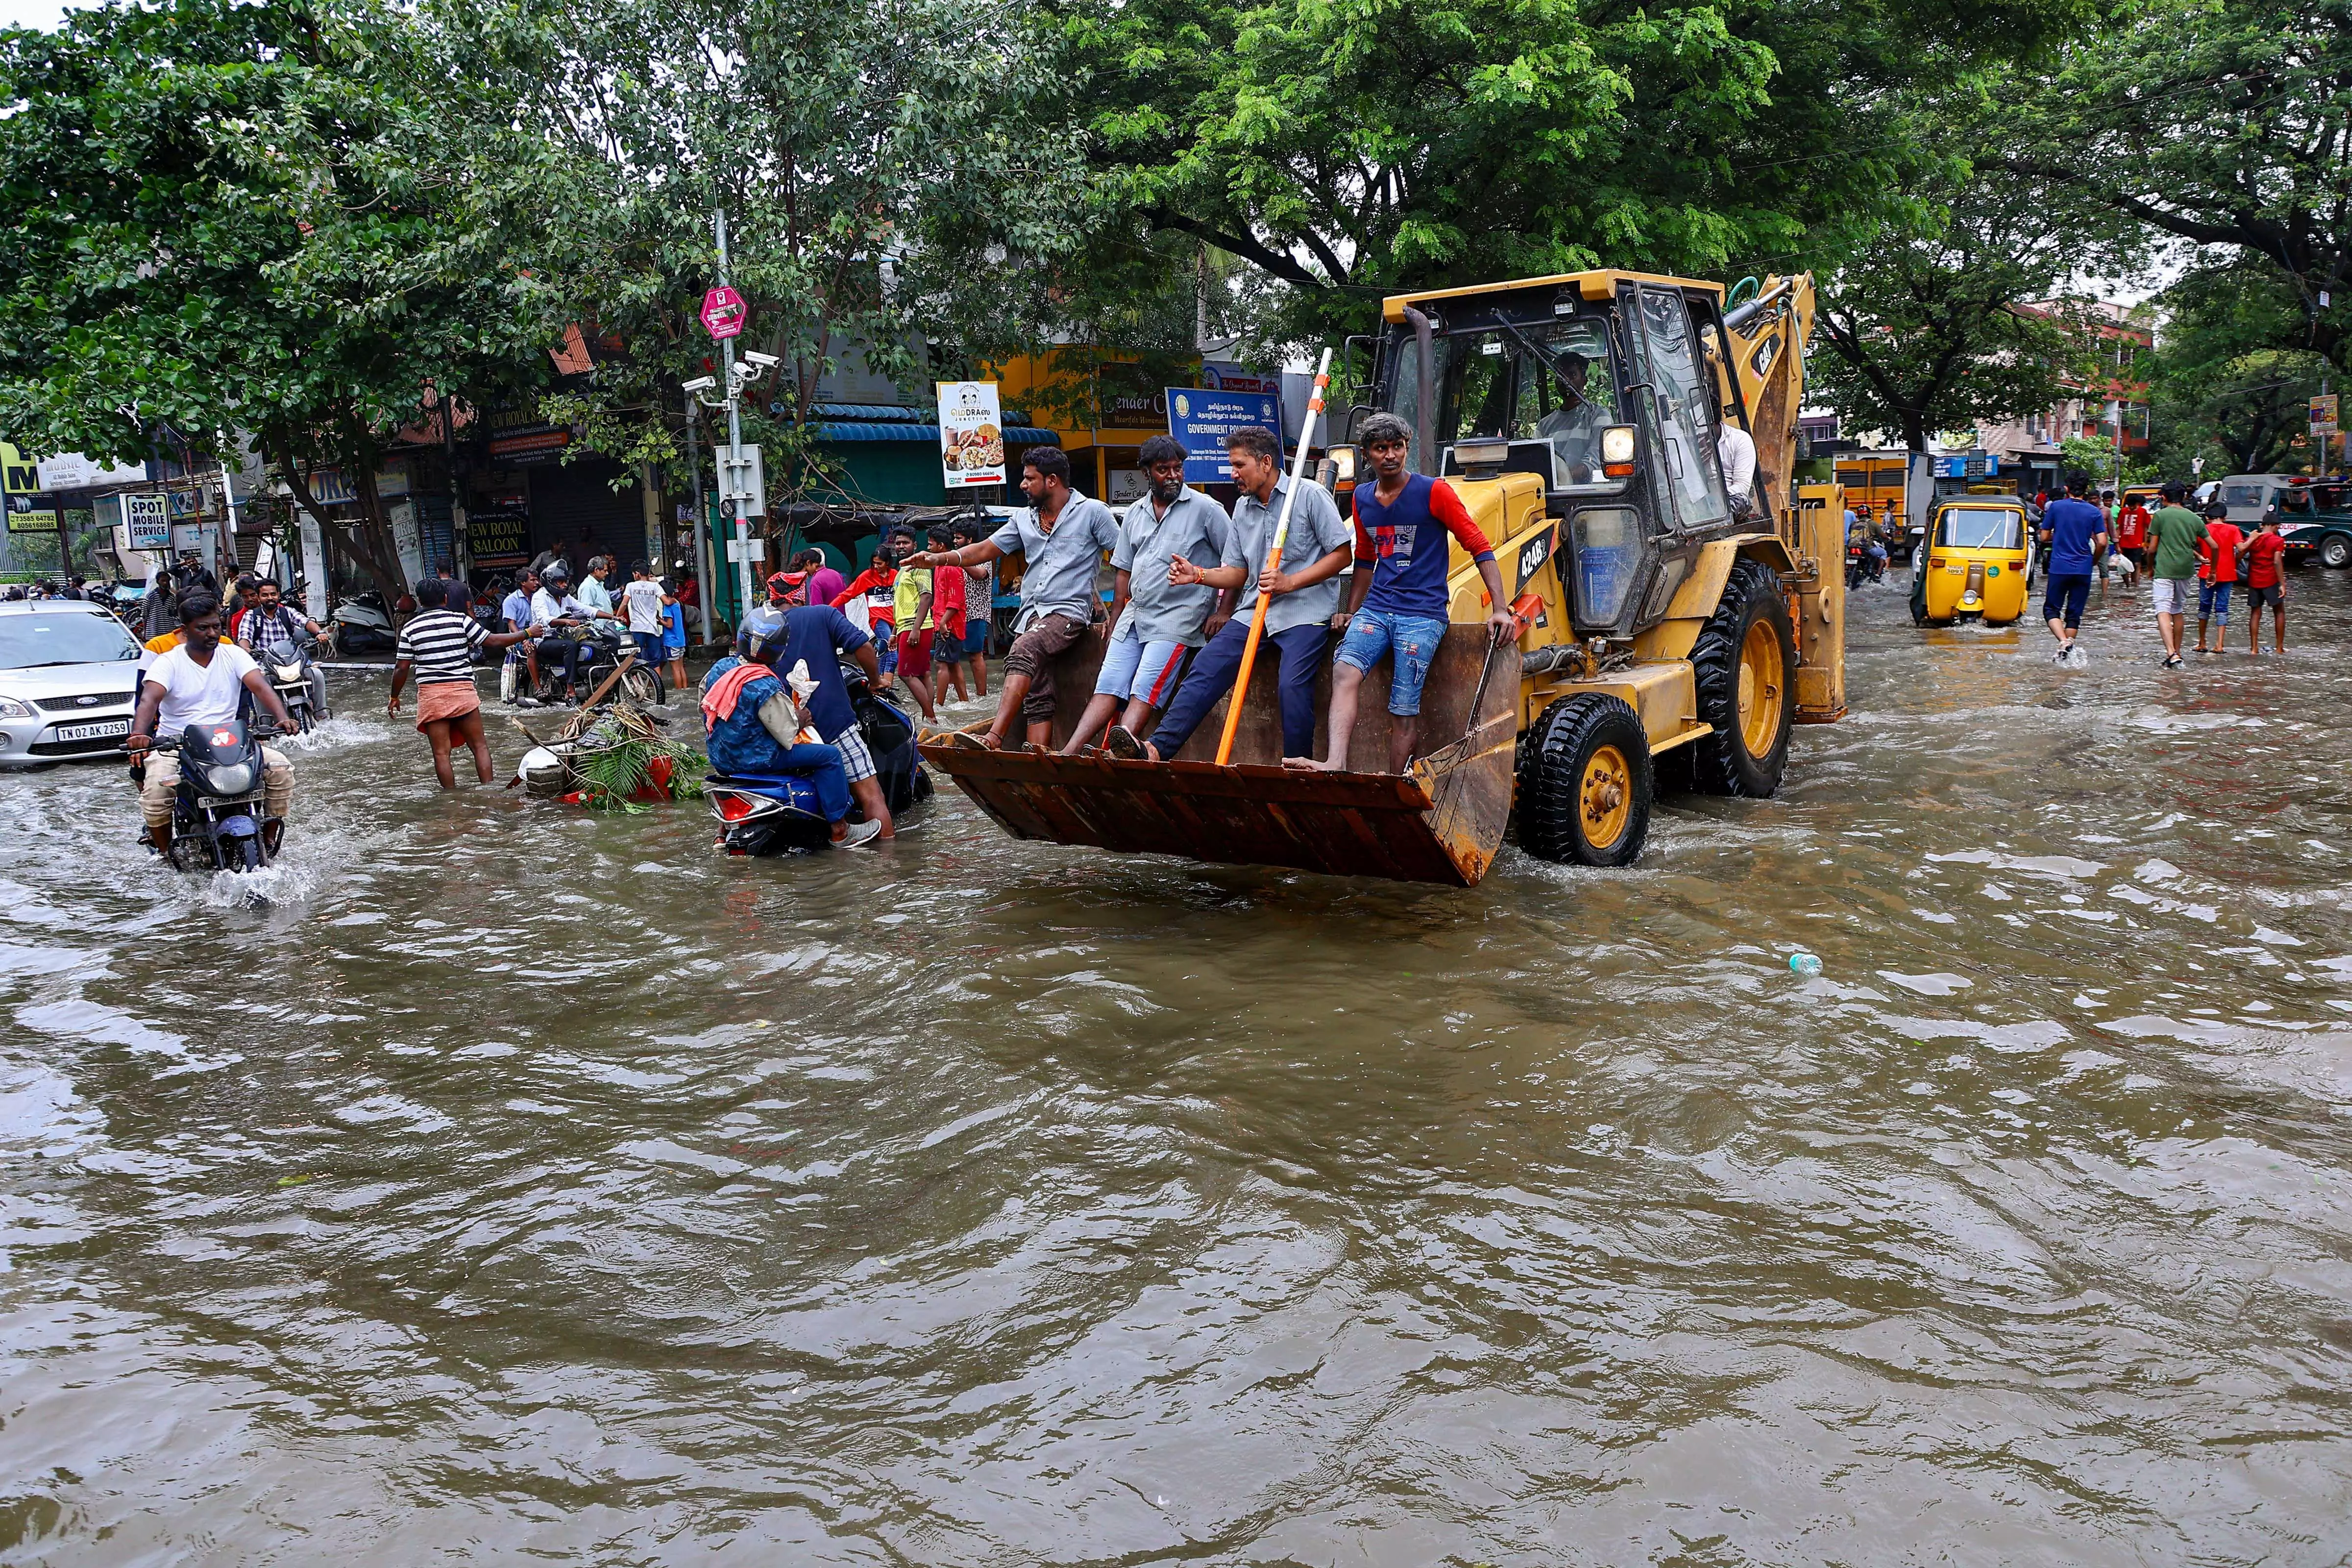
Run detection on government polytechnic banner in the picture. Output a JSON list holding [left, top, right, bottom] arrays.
[[1167, 388, 1282, 483]]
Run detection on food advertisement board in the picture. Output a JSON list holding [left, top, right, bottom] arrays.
[[937, 381, 1006, 489]]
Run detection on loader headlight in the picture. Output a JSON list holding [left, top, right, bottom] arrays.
[[205, 761, 256, 795], [1327, 444, 1357, 482], [1600, 425, 1636, 477]]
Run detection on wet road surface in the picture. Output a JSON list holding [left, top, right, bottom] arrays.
[[4, 567, 2352, 1565]]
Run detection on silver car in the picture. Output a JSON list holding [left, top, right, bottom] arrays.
[[0, 599, 146, 767]]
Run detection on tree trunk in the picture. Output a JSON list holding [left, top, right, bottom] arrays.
[[277, 444, 409, 621]]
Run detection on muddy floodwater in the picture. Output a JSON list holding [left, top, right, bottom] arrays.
[[5, 570, 2352, 1566]]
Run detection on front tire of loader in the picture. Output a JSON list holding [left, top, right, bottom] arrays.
[[1687, 557, 1796, 798], [1518, 693, 1653, 867]]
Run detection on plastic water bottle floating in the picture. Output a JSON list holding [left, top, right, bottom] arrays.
[[1788, 951, 1822, 977]]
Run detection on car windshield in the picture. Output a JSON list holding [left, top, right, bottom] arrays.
[[1935, 507, 2024, 549], [0, 610, 142, 669], [1388, 318, 1622, 490]]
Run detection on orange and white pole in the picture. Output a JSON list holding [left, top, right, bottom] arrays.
[[1215, 348, 1333, 766]]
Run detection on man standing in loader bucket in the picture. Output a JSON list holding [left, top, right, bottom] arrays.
[[1287, 413, 1516, 774], [1113, 426, 1353, 763]]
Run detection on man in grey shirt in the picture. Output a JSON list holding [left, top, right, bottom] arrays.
[[1120, 426, 1353, 763], [1058, 434, 1231, 755], [906, 445, 1119, 750]]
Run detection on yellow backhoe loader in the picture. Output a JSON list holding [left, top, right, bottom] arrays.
[[918, 269, 1845, 884]]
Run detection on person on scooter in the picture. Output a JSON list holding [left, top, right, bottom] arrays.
[[529, 568, 595, 703], [699, 604, 887, 848], [236, 580, 330, 720], [125, 592, 300, 860]]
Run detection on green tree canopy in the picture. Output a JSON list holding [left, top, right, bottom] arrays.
[[2144, 263, 2329, 476], [2016, 0, 2352, 368], [1056, 0, 2103, 350], [444, 0, 1079, 508], [0, 0, 561, 602]]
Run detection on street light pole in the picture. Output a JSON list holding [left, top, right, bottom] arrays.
[[716, 209, 753, 625]]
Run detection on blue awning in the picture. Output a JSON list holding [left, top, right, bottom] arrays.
[[816, 421, 1061, 444]]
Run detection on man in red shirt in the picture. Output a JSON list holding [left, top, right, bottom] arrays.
[[2238, 515, 2288, 654], [2194, 502, 2244, 654], [2113, 495, 2150, 588]]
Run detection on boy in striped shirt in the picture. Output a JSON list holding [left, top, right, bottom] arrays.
[[389, 577, 539, 787]]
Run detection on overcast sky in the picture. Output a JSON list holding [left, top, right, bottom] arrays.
[[0, 0, 71, 27]]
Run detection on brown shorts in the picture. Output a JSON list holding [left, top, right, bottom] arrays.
[[1003, 612, 1091, 723]]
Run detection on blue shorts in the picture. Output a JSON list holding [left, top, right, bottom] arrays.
[[1093, 626, 1190, 706], [1335, 607, 1450, 716], [963, 618, 990, 657], [632, 631, 666, 666], [2198, 579, 2233, 621], [2042, 573, 2090, 629]]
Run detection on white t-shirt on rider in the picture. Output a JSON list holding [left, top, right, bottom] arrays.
[[147, 643, 259, 739]]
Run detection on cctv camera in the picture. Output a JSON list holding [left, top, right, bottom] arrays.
[[682, 375, 717, 393], [741, 351, 781, 369]]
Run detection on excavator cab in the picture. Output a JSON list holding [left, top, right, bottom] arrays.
[[919, 270, 1847, 886]]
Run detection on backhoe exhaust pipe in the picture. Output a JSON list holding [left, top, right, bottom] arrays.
[[1403, 304, 1435, 471]]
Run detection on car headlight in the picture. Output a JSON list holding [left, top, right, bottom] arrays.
[[206, 761, 257, 795], [0, 696, 33, 720]]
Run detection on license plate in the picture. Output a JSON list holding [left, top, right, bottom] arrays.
[[51, 718, 130, 743]]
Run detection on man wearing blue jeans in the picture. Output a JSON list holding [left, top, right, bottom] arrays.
[[1290, 413, 1516, 774], [1126, 426, 1353, 763], [2038, 476, 2108, 663], [1060, 434, 1230, 755]]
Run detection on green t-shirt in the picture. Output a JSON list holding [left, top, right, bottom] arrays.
[[2148, 505, 2207, 580]]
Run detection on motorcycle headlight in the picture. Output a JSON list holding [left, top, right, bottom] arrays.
[[206, 761, 257, 795], [0, 695, 34, 720]]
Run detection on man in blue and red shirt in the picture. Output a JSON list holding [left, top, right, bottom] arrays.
[[1289, 412, 1516, 774]]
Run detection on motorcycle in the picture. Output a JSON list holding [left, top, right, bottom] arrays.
[[328, 590, 396, 656], [1846, 540, 1886, 588], [265, 649, 328, 734], [137, 717, 281, 873], [499, 624, 667, 709], [707, 663, 933, 856]]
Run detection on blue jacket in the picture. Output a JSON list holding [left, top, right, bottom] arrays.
[[701, 656, 797, 776]]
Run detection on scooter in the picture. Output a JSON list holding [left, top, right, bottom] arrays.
[[137, 717, 281, 873], [328, 589, 395, 656], [706, 664, 932, 855]]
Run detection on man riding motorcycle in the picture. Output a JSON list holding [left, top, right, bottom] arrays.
[[1849, 508, 1888, 581], [529, 567, 600, 703], [701, 604, 888, 848], [235, 580, 331, 720], [126, 591, 301, 859]]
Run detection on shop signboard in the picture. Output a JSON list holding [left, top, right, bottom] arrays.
[[0, 442, 37, 494], [124, 492, 172, 551], [1166, 388, 1282, 483], [465, 505, 531, 568], [936, 381, 1005, 489], [5, 494, 58, 533]]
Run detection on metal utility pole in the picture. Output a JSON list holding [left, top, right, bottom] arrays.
[[716, 210, 753, 625], [683, 397, 715, 645]]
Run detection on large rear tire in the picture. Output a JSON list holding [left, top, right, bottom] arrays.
[[1518, 693, 1653, 867], [1687, 556, 1795, 797]]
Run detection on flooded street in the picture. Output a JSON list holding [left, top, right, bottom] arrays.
[[6, 570, 2352, 1566]]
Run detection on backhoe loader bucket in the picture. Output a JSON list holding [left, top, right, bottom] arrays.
[[917, 627, 1521, 886]]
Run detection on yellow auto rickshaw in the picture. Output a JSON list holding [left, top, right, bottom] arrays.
[[1911, 491, 2032, 626]]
